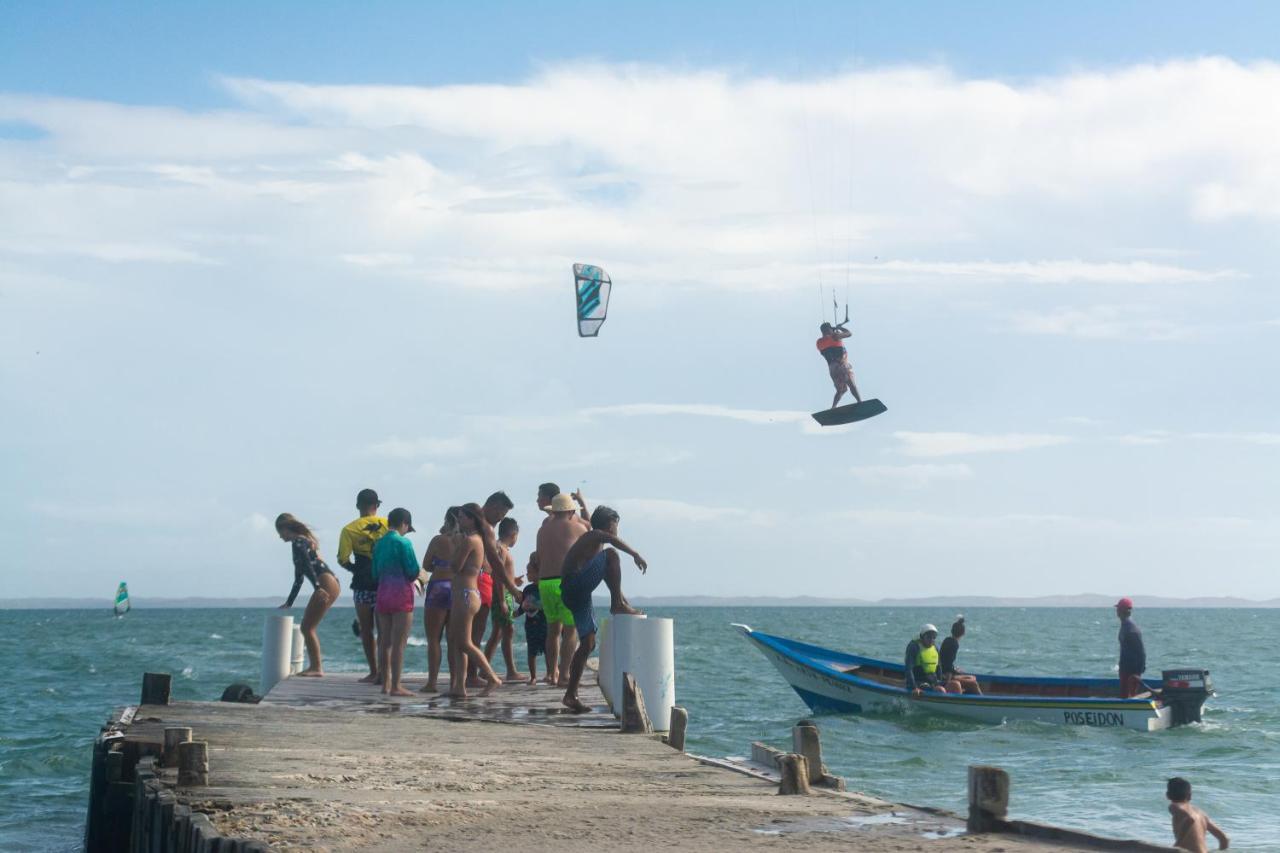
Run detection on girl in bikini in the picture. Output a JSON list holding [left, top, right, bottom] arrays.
[[419, 507, 461, 693], [275, 513, 340, 677], [447, 503, 503, 698]]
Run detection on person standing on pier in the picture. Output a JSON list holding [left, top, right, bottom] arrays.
[[336, 488, 388, 685], [520, 553, 547, 685], [1115, 597, 1148, 698], [372, 508, 423, 697], [536, 492, 591, 686], [419, 506, 462, 694], [449, 503, 504, 697], [483, 517, 526, 682], [276, 513, 340, 677], [468, 491, 520, 686], [558, 505, 646, 714]]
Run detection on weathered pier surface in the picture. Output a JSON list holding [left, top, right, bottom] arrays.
[[88, 671, 1176, 852]]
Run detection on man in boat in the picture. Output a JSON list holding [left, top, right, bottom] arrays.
[[905, 624, 948, 697], [1115, 597, 1148, 698], [816, 321, 862, 410]]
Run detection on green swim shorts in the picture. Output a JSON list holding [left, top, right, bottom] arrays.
[[493, 591, 516, 628], [538, 578, 575, 626]]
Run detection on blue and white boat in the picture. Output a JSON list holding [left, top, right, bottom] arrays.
[[735, 624, 1212, 732]]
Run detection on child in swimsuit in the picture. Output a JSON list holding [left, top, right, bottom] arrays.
[[520, 555, 547, 686], [483, 518, 526, 681]]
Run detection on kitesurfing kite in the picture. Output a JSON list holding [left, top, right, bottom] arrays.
[[811, 290, 886, 427], [573, 263, 611, 337]]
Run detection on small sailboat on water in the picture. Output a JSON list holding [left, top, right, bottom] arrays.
[[114, 582, 130, 618]]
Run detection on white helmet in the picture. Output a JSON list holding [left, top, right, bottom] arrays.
[[920, 623, 938, 636]]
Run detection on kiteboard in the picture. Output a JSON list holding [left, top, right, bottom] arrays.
[[811, 398, 887, 427]]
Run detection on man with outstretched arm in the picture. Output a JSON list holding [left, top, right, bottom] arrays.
[[558, 505, 646, 713], [815, 321, 862, 410]]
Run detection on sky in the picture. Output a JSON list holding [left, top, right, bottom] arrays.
[[2, 2, 1278, 601]]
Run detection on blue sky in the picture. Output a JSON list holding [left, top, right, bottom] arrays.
[[2, 2, 1278, 601]]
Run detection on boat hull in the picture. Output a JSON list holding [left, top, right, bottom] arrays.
[[738, 625, 1176, 732]]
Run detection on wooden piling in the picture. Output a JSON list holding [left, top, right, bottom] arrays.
[[777, 753, 811, 795], [177, 741, 208, 787], [141, 672, 172, 706], [967, 764, 1010, 833], [162, 727, 192, 767], [621, 672, 653, 734], [792, 723, 823, 785], [665, 706, 688, 751]]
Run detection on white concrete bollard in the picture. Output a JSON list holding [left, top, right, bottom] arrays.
[[597, 617, 614, 707], [604, 614, 647, 717], [261, 613, 294, 696], [631, 616, 675, 732], [290, 624, 304, 674]]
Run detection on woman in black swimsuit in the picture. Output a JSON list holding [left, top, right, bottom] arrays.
[[276, 513, 340, 677]]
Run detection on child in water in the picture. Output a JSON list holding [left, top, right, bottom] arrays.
[[520, 553, 547, 685], [1167, 777, 1229, 852]]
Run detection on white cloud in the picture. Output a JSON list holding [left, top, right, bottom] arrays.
[[892, 431, 1073, 457], [582, 403, 811, 426], [1110, 430, 1174, 446], [850, 463, 974, 489], [28, 500, 191, 525], [1011, 305, 1193, 340], [2, 57, 1276, 305], [851, 259, 1234, 286], [366, 436, 470, 458], [610, 497, 779, 526], [1190, 432, 1280, 446]]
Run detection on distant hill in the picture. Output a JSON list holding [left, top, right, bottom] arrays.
[[4, 593, 1278, 609]]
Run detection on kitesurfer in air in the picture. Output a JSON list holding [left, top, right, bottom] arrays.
[[816, 321, 862, 410]]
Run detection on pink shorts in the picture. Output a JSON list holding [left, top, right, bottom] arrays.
[[375, 578, 415, 614], [478, 571, 493, 607]]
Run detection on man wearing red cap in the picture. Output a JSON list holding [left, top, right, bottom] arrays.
[[1115, 597, 1147, 698]]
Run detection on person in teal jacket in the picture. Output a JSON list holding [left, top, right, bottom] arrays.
[[372, 507, 423, 696]]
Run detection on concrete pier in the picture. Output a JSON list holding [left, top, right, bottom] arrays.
[[86, 671, 1176, 852]]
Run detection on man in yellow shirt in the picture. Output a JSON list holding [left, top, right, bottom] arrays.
[[338, 488, 388, 683]]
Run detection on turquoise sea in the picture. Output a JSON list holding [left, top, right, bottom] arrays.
[[1, 606, 1275, 851]]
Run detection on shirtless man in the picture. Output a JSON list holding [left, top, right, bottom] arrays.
[[1167, 777, 1229, 852], [535, 492, 591, 685], [467, 491, 521, 686], [558, 505, 646, 713], [815, 321, 862, 410]]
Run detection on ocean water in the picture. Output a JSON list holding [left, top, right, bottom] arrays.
[[1, 606, 1275, 851]]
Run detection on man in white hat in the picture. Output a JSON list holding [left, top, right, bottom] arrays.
[[905, 624, 949, 697], [534, 493, 591, 685]]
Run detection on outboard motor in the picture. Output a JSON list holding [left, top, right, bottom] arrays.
[[1161, 669, 1213, 726]]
